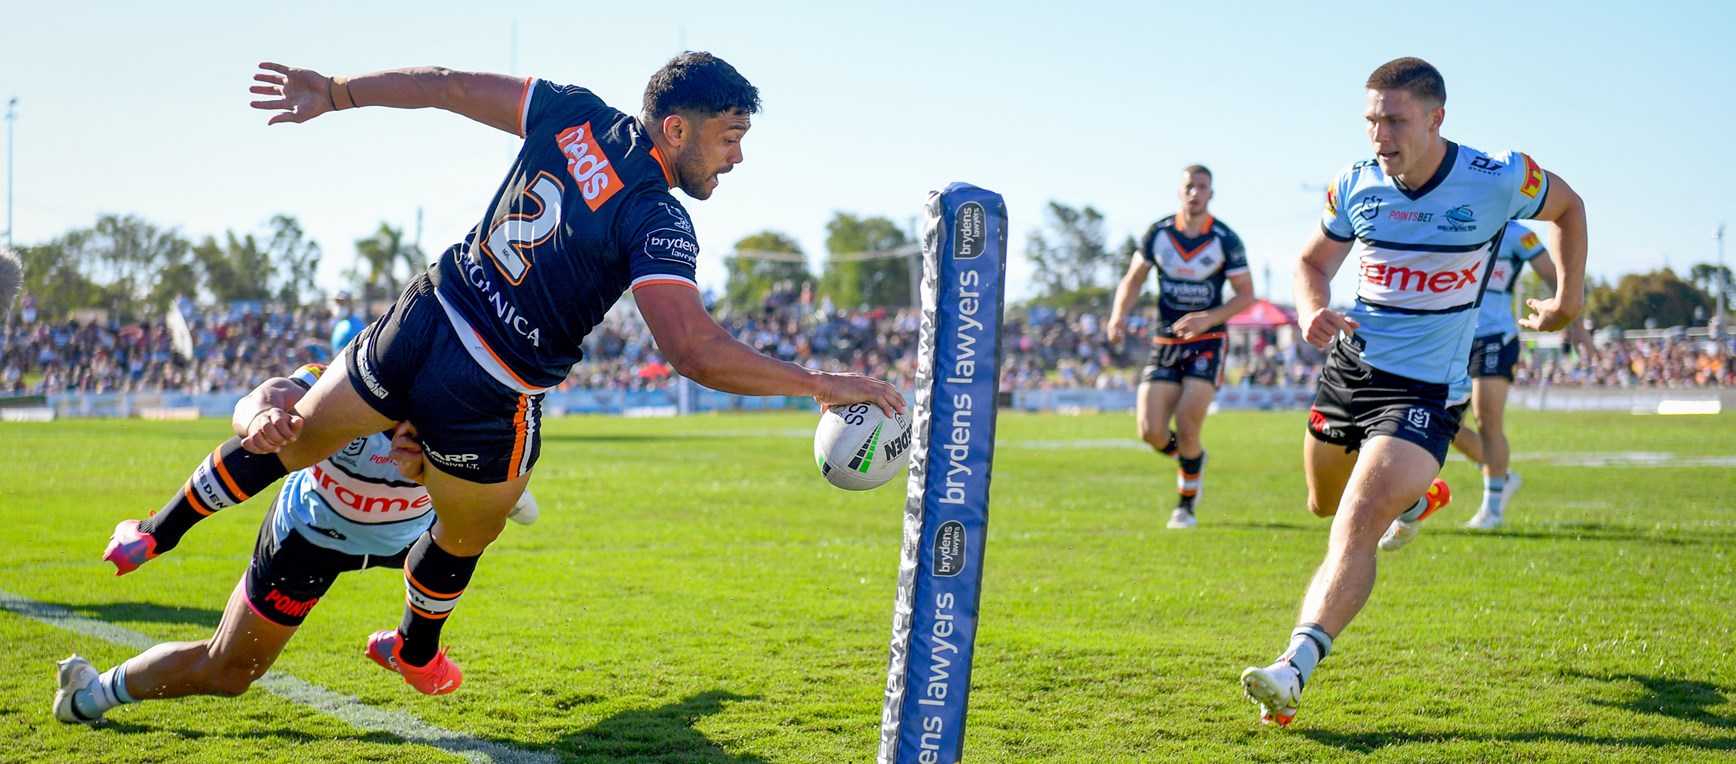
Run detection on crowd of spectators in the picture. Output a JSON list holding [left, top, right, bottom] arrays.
[[1517, 334, 1734, 387], [1, 299, 331, 396], [3, 290, 1732, 397]]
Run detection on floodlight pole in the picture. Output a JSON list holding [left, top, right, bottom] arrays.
[[4, 97, 15, 249], [1716, 223, 1727, 337]]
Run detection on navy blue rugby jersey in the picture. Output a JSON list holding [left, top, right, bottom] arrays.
[[431, 79, 700, 392], [1139, 214, 1249, 333]]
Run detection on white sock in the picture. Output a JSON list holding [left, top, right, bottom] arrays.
[[72, 661, 135, 718]]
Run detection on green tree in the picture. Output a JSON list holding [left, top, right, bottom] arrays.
[[67, 214, 192, 321], [1025, 201, 1118, 309], [350, 223, 424, 303], [820, 213, 915, 309], [14, 240, 105, 321], [723, 231, 812, 315], [1584, 269, 1714, 330], [267, 215, 322, 307], [193, 232, 275, 303]]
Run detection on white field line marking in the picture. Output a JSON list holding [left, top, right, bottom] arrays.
[[0, 589, 556, 764]]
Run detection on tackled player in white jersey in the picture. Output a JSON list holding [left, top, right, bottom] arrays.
[[57, 364, 539, 723]]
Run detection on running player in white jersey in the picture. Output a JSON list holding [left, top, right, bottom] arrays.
[[55, 364, 539, 722], [1239, 58, 1586, 727], [1452, 221, 1557, 529], [1108, 165, 1254, 528]]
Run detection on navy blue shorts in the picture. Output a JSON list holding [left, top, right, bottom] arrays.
[[244, 504, 408, 627], [1468, 334, 1520, 382], [344, 273, 545, 484], [1141, 333, 1226, 387], [1306, 339, 1466, 466]]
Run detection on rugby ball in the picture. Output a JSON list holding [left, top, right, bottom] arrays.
[[814, 403, 913, 491]]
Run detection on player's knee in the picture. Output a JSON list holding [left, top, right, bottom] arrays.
[[203, 665, 266, 697], [1306, 497, 1336, 518], [1138, 425, 1168, 447]]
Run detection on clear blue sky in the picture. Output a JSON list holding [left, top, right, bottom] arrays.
[[3, 0, 1732, 306]]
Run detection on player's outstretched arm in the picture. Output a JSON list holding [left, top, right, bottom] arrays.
[[1294, 227, 1357, 348], [634, 283, 906, 416], [1520, 172, 1586, 332], [232, 377, 306, 454], [250, 62, 526, 135], [1106, 253, 1151, 344]]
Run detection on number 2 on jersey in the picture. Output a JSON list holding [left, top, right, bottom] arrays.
[[481, 171, 564, 285]]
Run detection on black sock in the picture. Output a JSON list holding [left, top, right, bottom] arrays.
[[1177, 452, 1205, 509], [398, 532, 481, 667], [1160, 430, 1179, 456], [138, 436, 288, 553]]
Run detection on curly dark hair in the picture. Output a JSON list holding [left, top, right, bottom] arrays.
[[642, 51, 761, 122]]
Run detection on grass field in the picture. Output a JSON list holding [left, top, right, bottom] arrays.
[[1, 409, 1732, 763]]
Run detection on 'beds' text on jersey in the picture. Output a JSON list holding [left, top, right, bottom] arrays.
[[1321, 141, 1549, 399]]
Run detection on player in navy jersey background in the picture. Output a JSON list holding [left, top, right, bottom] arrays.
[[103, 53, 905, 696], [1108, 165, 1254, 528], [1239, 58, 1586, 727]]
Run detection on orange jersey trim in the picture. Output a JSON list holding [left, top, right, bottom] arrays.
[[630, 278, 699, 292], [464, 324, 538, 391], [649, 145, 676, 188], [1153, 331, 1227, 345]]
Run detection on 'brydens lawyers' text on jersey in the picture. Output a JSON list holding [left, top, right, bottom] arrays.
[[1475, 220, 1547, 343], [1139, 215, 1249, 333], [273, 364, 434, 557], [431, 80, 701, 392], [1321, 141, 1550, 400]]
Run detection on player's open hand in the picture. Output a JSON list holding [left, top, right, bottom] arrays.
[[387, 422, 427, 484], [250, 62, 333, 125], [1300, 307, 1359, 349], [241, 407, 302, 454], [815, 373, 906, 418], [1519, 296, 1579, 332], [1106, 320, 1126, 344]]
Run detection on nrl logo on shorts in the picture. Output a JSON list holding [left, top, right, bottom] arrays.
[[1406, 407, 1431, 429]]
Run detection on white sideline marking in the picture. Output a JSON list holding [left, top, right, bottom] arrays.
[[0, 589, 556, 764]]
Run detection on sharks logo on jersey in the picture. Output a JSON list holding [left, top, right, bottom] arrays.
[[1140, 215, 1249, 331], [1320, 142, 1550, 399], [1474, 221, 1548, 343]]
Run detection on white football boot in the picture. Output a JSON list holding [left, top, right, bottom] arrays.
[[1379, 478, 1451, 552], [1240, 661, 1302, 727], [53, 654, 103, 725], [1465, 471, 1519, 530], [508, 490, 540, 526]]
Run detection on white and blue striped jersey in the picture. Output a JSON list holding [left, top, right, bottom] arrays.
[[1321, 141, 1550, 401], [1474, 221, 1547, 343], [270, 364, 434, 557]]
